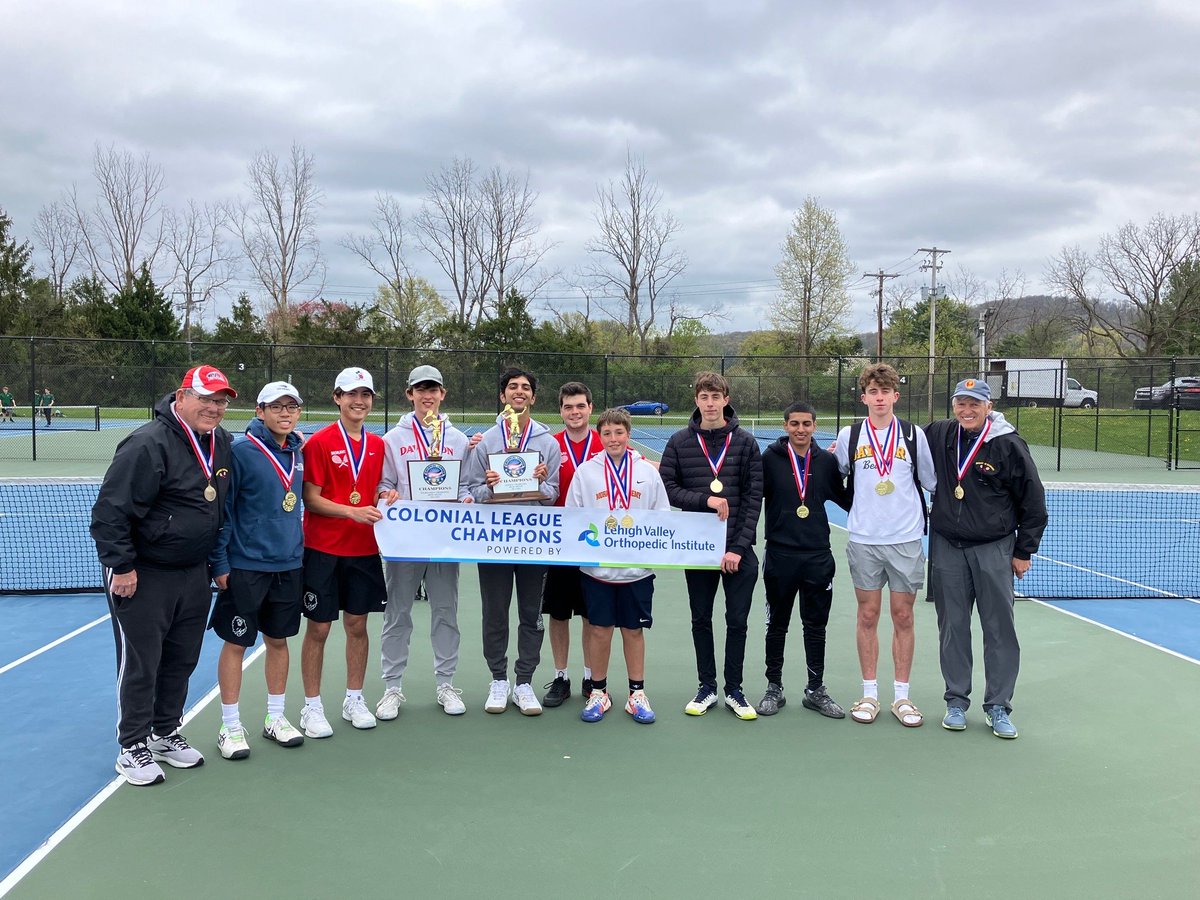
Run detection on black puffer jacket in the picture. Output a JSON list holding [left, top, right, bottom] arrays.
[[660, 405, 763, 557], [91, 393, 233, 574]]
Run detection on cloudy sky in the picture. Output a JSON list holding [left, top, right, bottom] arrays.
[[4, 0, 1200, 334]]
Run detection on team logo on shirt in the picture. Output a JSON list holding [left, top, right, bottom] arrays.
[[216, 468, 230, 479], [330, 450, 348, 468], [975, 461, 997, 474], [232, 616, 248, 637], [503, 455, 527, 477], [422, 463, 448, 486]]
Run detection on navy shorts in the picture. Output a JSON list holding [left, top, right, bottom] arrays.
[[210, 567, 303, 646], [301, 549, 387, 622], [580, 574, 654, 630], [542, 565, 588, 620]]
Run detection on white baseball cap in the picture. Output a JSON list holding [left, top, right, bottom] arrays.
[[257, 381, 303, 406], [334, 367, 375, 393]]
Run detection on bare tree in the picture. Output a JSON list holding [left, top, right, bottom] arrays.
[[414, 158, 484, 325], [584, 153, 688, 356], [69, 144, 165, 293], [1046, 213, 1200, 357], [770, 196, 854, 370], [342, 193, 414, 291], [165, 200, 236, 344], [476, 166, 555, 307], [33, 201, 81, 299], [236, 143, 325, 335]]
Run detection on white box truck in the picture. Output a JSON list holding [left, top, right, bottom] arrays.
[[984, 358, 1099, 408]]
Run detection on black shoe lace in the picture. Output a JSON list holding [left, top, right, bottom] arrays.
[[126, 743, 155, 766]]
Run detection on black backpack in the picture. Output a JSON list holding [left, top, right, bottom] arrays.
[[845, 417, 929, 533]]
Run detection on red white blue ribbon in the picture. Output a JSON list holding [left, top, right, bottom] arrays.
[[956, 418, 992, 484], [604, 450, 632, 510], [411, 417, 439, 459], [565, 431, 595, 473], [245, 432, 295, 492], [788, 446, 810, 505], [337, 420, 366, 485], [864, 418, 898, 481], [173, 406, 214, 480], [696, 432, 731, 482]]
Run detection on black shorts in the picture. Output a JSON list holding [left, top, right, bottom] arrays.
[[542, 565, 588, 620], [580, 574, 654, 630], [302, 549, 387, 622], [210, 567, 303, 646]]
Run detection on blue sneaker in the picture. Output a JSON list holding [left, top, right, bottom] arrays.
[[942, 706, 967, 731], [624, 690, 656, 724], [581, 690, 612, 723], [985, 705, 1018, 739]]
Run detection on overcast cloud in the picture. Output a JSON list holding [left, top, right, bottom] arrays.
[[4, 0, 1199, 334]]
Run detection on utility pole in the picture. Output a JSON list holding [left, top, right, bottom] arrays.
[[864, 269, 900, 360], [919, 246, 950, 421]]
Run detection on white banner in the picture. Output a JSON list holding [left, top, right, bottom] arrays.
[[375, 500, 724, 569]]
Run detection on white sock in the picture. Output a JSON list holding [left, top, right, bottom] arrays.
[[583, 667, 593, 680], [304, 695, 323, 711], [894, 681, 910, 703], [346, 689, 364, 703], [862, 680, 878, 700], [556, 669, 568, 680], [221, 703, 240, 728], [266, 693, 285, 720]]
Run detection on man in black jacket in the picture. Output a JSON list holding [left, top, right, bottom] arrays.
[[924, 378, 1047, 740], [756, 402, 851, 718], [91, 365, 236, 785], [660, 371, 763, 720]]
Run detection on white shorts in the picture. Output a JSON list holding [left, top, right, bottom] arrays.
[[846, 539, 926, 593]]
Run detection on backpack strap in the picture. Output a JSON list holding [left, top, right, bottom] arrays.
[[846, 419, 863, 501]]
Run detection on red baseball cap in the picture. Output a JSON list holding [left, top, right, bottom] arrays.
[[180, 365, 237, 398]]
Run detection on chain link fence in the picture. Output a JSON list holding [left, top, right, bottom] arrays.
[[1, 336, 1195, 472]]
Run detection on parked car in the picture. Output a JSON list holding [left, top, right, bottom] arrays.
[[1133, 376, 1200, 409], [621, 400, 669, 415]]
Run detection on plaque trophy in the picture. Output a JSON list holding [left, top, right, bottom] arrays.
[[408, 410, 460, 500], [487, 404, 542, 502]]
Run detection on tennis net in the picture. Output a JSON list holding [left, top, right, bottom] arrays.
[[1, 478, 104, 593], [0, 405, 100, 432], [1021, 482, 1200, 600]]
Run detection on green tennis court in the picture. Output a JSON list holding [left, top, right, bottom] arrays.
[[7, 527, 1200, 899]]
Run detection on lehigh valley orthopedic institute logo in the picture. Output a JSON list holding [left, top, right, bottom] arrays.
[[503, 455, 527, 477], [422, 462, 447, 486], [578, 523, 600, 547]]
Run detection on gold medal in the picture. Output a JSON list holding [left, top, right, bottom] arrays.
[[796, 504, 809, 519], [204, 484, 217, 502], [621, 514, 634, 528], [874, 479, 894, 496], [349, 490, 362, 505], [954, 484, 965, 500], [282, 490, 297, 512], [604, 515, 618, 530], [710, 479, 723, 493]]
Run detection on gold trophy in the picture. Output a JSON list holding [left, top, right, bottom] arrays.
[[502, 403, 523, 451], [423, 409, 444, 459]]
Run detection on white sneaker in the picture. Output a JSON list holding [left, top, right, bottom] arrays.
[[511, 683, 543, 716], [342, 696, 378, 729], [147, 730, 205, 768], [217, 723, 251, 760], [300, 705, 334, 739], [262, 715, 304, 747], [437, 683, 466, 716], [375, 686, 407, 721], [484, 679, 510, 714]]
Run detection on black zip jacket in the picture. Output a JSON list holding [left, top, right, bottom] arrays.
[[91, 393, 233, 574], [924, 415, 1048, 560], [659, 405, 763, 557], [762, 436, 850, 553]]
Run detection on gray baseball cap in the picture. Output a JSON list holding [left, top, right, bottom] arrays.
[[407, 365, 444, 387]]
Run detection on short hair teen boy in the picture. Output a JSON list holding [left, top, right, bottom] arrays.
[[566, 408, 670, 723]]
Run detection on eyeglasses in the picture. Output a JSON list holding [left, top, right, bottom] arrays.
[[185, 390, 231, 408], [265, 403, 301, 413]]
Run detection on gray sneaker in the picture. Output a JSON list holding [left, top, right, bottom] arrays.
[[985, 705, 1018, 739], [756, 683, 786, 716], [148, 730, 205, 768], [801, 685, 846, 719], [942, 706, 968, 730], [116, 742, 166, 786]]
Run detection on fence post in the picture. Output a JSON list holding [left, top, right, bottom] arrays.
[[383, 347, 391, 431], [603, 355, 610, 409], [835, 358, 844, 431], [148, 340, 157, 416], [1168, 357, 1178, 470], [29, 336, 37, 462]]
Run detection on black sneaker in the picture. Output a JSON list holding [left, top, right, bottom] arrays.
[[756, 682, 786, 716], [541, 676, 571, 708], [581, 677, 594, 699], [802, 685, 846, 719]]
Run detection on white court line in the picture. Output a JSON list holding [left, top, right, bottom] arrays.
[[0, 643, 266, 897], [1028, 554, 1200, 605], [0, 615, 111, 676], [1033, 599, 1200, 668]]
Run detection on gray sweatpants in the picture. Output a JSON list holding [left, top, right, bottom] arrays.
[[381, 561, 461, 686], [930, 531, 1020, 712], [478, 563, 546, 685]]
